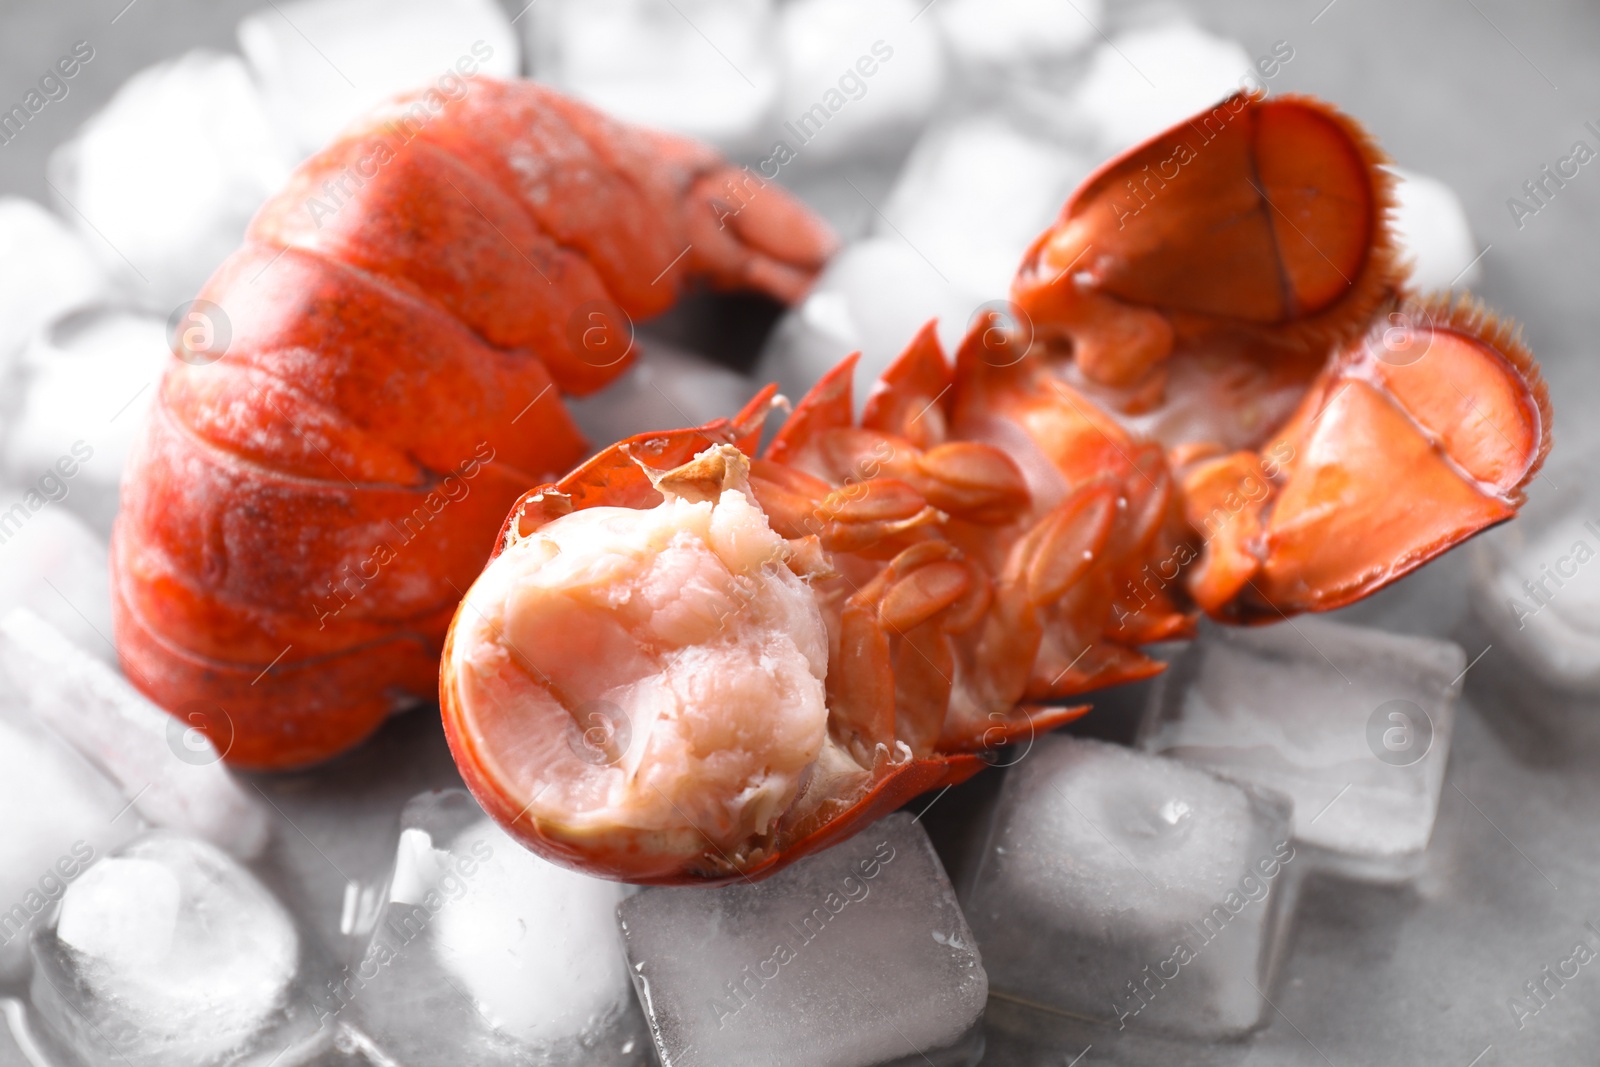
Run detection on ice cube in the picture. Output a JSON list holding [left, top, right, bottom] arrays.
[[934, 0, 1099, 82], [566, 338, 759, 444], [754, 236, 976, 412], [963, 736, 1295, 1039], [0, 609, 272, 861], [0, 199, 114, 368], [1470, 476, 1600, 693], [343, 789, 649, 1065], [5, 305, 168, 534], [875, 113, 1093, 302], [1068, 21, 1254, 154], [618, 812, 987, 1067], [1390, 166, 1482, 292], [48, 51, 293, 311], [239, 0, 519, 159], [773, 0, 946, 165], [0, 507, 113, 663], [1140, 618, 1464, 882], [0, 696, 139, 982], [526, 0, 779, 154], [30, 833, 309, 1067]]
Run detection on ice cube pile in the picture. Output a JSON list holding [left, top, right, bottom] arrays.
[[0, 0, 1549, 1064], [1140, 618, 1465, 881]]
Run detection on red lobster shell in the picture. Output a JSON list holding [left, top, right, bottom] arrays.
[[111, 78, 835, 769]]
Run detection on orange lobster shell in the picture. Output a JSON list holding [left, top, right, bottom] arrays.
[[440, 92, 1550, 885], [110, 79, 835, 769]]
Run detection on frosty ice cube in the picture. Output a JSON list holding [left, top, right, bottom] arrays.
[[1470, 459, 1600, 692], [342, 789, 649, 1065], [29, 833, 311, 1067], [755, 237, 972, 414], [1140, 618, 1464, 881], [964, 736, 1295, 1039], [1068, 21, 1253, 154], [0, 198, 114, 366], [238, 0, 519, 159], [774, 0, 946, 165], [0, 691, 139, 982], [876, 113, 1092, 301], [47, 51, 293, 310], [0, 609, 271, 861], [934, 0, 1099, 84], [527, 0, 778, 153], [618, 812, 987, 1067], [5, 305, 168, 534], [1390, 166, 1481, 291], [567, 338, 759, 445], [0, 507, 113, 662]]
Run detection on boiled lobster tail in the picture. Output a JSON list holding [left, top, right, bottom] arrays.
[[111, 78, 835, 770]]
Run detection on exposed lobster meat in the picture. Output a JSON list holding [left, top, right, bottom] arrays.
[[111, 79, 836, 769], [441, 92, 1550, 885]]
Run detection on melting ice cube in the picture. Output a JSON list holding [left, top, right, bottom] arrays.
[[774, 0, 946, 165], [47, 51, 293, 310], [0, 609, 271, 861], [754, 236, 975, 414], [1067, 20, 1253, 154], [30, 833, 305, 1067], [618, 812, 987, 1067], [1389, 166, 1483, 291], [0, 693, 139, 982], [876, 113, 1093, 302], [1140, 618, 1464, 881], [5, 305, 168, 535], [0, 508, 113, 662], [963, 736, 1295, 1039], [934, 0, 1100, 83], [343, 789, 649, 1065], [1471, 471, 1600, 693], [0, 199, 114, 368], [527, 0, 778, 154], [239, 0, 519, 159]]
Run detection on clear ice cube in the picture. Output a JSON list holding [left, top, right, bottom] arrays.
[[1470, 468, 1600, 692], [238, 0, 520, 159], [618, 811, 987, 1067], [1390, 166, 1482, 291], [1068, 20, 1253, 154], [566, 338, 759, 445], [773, 0, 947, 165], [0, 609, 272, 862], [963, 735, 1295, 1039], [527, 0, 778, 154], [29, 833, 308, 1067], [934, 0, 1099, 83], [0, 199, 114, 369], [1139, 618, 1464, 881], [0, 691, 139, 982], [754, 236, 977, 414], [342, 789, 649, 1065], [47, 51, 293, 310], [5, 305, 167, 534], [876, 112, 1093, 301], [0, 508, 113, 663]]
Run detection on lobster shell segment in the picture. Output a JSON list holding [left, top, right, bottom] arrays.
[[112, 79, 835, 769]]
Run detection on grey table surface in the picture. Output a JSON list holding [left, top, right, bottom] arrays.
[[1, 2, 1598, 1066]]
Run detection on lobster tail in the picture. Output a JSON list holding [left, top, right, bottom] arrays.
[[112, 79, 834, 769]]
